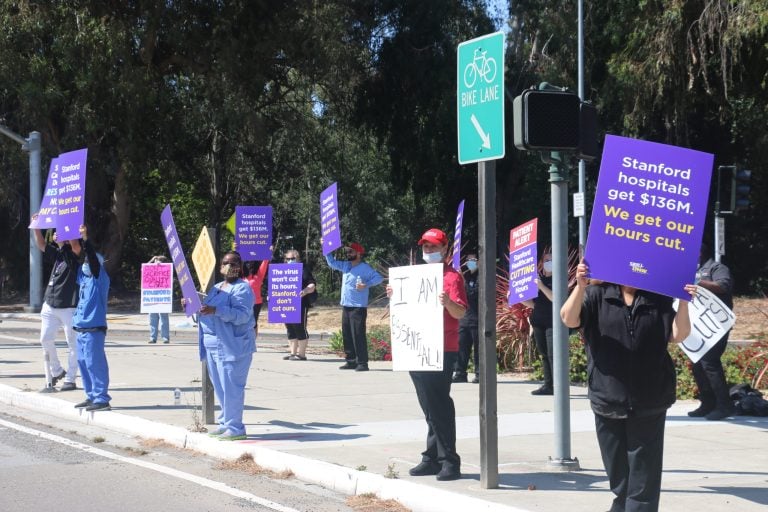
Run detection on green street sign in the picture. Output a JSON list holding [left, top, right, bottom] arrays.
[[457, 31, 505, 164]]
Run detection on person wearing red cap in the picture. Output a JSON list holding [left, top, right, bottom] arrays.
[[324, 242, 383, 371], [387, 228, 468, 481]]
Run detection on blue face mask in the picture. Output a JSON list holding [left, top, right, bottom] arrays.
[[466, 260, 478, 272], [422, 251, 443, 264]]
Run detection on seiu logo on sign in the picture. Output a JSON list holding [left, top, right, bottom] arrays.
[[629, 262, 648, 275]]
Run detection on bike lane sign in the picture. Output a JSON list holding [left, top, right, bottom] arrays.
[[457, 31, 505, 164]]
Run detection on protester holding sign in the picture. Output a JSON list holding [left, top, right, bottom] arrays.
[[31, 214, 81, 391], [281, 249, 316, 361], [689, 243, 735, 421], [196, 251, 255, 441], [387, 228, 467, 482], [523, 250, 554, 396], [325, 242, 383, 372], [73, 225, 112, 411], [561, 261, 696, 512], [146, 255, 172, 344], [452, 252, 479, 384]]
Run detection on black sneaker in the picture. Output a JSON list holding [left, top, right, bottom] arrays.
[[51, 370, 66, 387], [74, 399, 92, 409], [355, 363, 369, 372], [531, 385, 553, 395], [687, 404, 714, 417], [408, 460, 440, 476], [705, 406, 735, 421], [451, 372, 468, 383], [60, 382, 77, 392], [85, 402, 111, 412], [339, 362, 356, 370], [436, 465, 461, 481]]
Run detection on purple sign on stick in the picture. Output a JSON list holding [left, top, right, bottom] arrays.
[[268, 263, 302, 324], [452, 200, 465, 271], [320, 183, 342, 255], [55, 148, 87, 240], [584, 135, 713, 299], [508, 218, 538, 306], [161, 205, 201, 316], [29, 158, 60, 229], [236, 205, 272, 261]]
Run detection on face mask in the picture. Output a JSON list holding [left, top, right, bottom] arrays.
[[543, 261, 553, 273], [422, 251, 443, 264], [82, 262, 92, 277], [220, 263, 240, 278], [466, 260, 478, 272]]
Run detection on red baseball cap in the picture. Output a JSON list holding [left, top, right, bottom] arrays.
[[348, 242, 365, 255], [418, 228, 448, 246]]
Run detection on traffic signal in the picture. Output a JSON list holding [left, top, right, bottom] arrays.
[[513, 89, 580, 151], [730, 168, 751, 213], [512, 88, 599, 159]]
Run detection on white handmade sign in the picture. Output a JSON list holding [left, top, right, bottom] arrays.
[[389, 263, 444, 371], [674, 286, 736, 363]]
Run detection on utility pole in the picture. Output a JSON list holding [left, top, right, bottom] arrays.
[[0, 126, 42, 312]]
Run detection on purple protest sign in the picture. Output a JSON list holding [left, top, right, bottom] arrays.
[[268, 263, 302, 324], [320, 182, 342, 255], [161, 205, 201, 316], [508, 218, 538, 306], [236, 206, 272, 261], [55, 148, 87, 240], [584, 135, 713, 299], [452, 200, 465, 271], [29, 158, 60, 229]]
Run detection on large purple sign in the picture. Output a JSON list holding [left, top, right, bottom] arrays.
[[161, 205, 201, 316], [585, 135, 713, 299], [29, 158, 60, 230], [452, 200, 465, 271], [236, 205, 272, 261], [268, 263, 302, 324], [320, 182, 342, 255], [55, 148, 87, 240], [508, 218, 538, 306]]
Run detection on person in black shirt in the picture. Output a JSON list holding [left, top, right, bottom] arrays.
[[452, 253, 480, 383], [32, 215, 81, 391], [281, 249, 316, 361], [561, 261, 696, 512], [523, 250, 554, 395]]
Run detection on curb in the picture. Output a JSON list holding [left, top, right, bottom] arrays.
[[0, 383, 528, 512]]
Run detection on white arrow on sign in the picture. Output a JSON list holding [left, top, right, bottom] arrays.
[[470, 114, 491, 149]]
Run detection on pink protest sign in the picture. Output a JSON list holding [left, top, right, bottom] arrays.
[[140, 263, 173, 313]]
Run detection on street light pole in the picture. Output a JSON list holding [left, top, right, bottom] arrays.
[[0, 126, 42, 312]]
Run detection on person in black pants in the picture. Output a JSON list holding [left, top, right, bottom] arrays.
[[452, 252, 479, 383], [281, 249, 316, 361], [561, 260, 695, 512], [689, 244, 735, 420], [523, 250, 554, 395]]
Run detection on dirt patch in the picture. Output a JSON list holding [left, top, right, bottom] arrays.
[[215, 453, 294, 479], [731, 297, 768, 340], [347, 493, 410, 512], [306, 306, 390, 333]]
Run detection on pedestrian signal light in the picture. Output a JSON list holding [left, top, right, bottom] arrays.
[[513, 89, 581, 151], [730, 169, 751, 213]]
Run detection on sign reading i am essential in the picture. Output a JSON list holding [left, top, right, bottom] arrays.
[[508, 218, 538, 306], [584, 135, 713, 299], [457, 31, 505, 164]]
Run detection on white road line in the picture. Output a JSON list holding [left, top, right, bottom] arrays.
[[0, 418, 302, 512]]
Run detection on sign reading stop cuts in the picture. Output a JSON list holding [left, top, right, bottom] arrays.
[[457, 31, 505, 164]]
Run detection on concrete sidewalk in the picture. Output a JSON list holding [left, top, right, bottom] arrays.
[[1, 311, 766, 512]]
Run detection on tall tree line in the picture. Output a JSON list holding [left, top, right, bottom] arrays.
[[1, 1, 766, 296]]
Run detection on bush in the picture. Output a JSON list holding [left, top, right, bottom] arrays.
[[328, 324, 392, 361]]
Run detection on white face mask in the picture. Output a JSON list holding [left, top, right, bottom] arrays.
[[543, 261, 553, 273], [422, 251, 443, 264], [466, 260, 478, 272]]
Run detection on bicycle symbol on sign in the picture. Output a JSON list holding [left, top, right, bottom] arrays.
[[463, 48, 498, 89]]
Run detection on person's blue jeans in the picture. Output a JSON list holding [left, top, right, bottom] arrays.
[[149, 313, 170, 342]]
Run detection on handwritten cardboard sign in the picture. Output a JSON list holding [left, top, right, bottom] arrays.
[[320, 182, 342, 255], [268, 263, 302, 324], [585, 135, 713, 299], [389, 263, 444, 371], [236, 205, 272, 261], [140, 263, 173, 313], [508, 218, 538, 306], [674, 286, 736, 363]]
